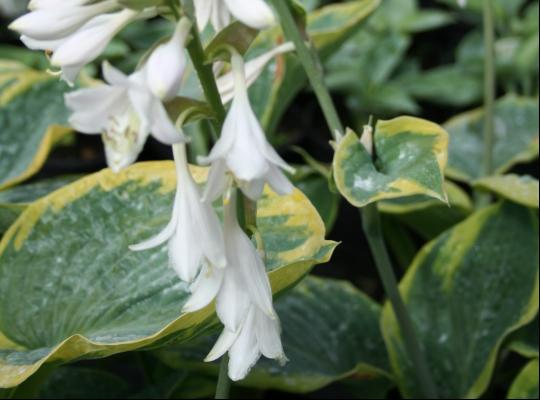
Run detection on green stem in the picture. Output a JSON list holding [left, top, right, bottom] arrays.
[[270, 0, 344, 140], [271, 2, 437, 397], [215, 355, 231, 399], [183, 0, 227, 131], [362, 204, 438, 398], [477, 0, 496, 207]]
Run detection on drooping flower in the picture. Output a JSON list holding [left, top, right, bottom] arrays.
[[182, 193, 286, 381], [216, 42, 295, 104], [199, 52, 295, 201], [10, 1, 153, 84], [65, 60, 184, 172], [130, 143, 227, 282], [195, 0, 276, 31], [9, 0, 118, 40], [205, 305, 286, 381], [182, 192, 276, 324]]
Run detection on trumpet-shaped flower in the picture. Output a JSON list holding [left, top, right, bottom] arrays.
[[182, 193, 275, 326], [65, 61, 185, 172], [206, 305, 286, 381], [182, 193, 285, 381], [199, 53, 295, 201], [9, 0, 119, 41], [10, 2, 150, 84], [195, 0, 275, 31], [130, 144, 227, 282]]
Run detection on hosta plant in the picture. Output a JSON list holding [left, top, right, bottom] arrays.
[[0, 0, 537, 399]]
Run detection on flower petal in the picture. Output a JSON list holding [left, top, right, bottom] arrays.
[[182, 263, 224, 313], [224, 0, 275, 30], [228, 307, 260, 381], [205, 328, 239, 362]]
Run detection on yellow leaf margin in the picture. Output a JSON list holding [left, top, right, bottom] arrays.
[[0, 162, 337, 388]]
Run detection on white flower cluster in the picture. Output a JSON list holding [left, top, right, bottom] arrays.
[[10, 0, 293, 381]]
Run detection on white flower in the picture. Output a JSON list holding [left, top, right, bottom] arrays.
[[195, 0, 275, 31], [130, 143, 227, 282], [144, 17, 191, 101], [457, 0, 467, 7], [216, 42, 295, 104], [182, 193, 286, 381], [65, 62, 185, 171], [199, 52, 295, 201], [50, 9, 139, 84], [10, 1, 151, 84], [9, 0, 118, 41], [182, 192, 276, 325], [206, 305, 286, 381]]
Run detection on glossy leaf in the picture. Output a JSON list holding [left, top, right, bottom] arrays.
[[445, 96, 539, 182], [382, 202, 539, 398], [0, 176, 81, 233], [292, 170, 340, 232], [474, 175, 539, 209], [0, 163, 336, 388], [156, 276, 393, 394], [507, 359, 539, 400], [333, 117, 448, 208], [379, 181, 473, 239], [0, 67, 73, 190]]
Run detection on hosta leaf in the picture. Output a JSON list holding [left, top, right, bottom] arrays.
[[379, 181, 473, 239], [508, 315, 539, 359], [0, 68, 73, 190], [382, 202, 539, 398], [474, 175, 539, 209], [445, 96, 539, 182], [292, 171, 340, 232], [0, 162, 336, 388], [507, 359, 539, 400], [247, 0, 380, 132], [0, 176, 81, 233], [333, 117, 448, 208], [155, 276, 393, 394]]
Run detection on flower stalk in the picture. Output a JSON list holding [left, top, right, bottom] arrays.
[[270, 0, 343, 140], [477, 0, 496, 207], [271, 1, 438, 398], [182, 0, 227, 130]]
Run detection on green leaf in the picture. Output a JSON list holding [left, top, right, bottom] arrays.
[[508, 315, 539, 359], [0, 176, 81, 233], [333, 117, 448, 208], [292, 170, 339, 232], [156, 276, 393, 394], [445, 96, 539, 182], [379, 181, 473, 239], [0, 68, 73, 190], [474, 175, 539, 209], [0, 163, 336, 388], [247, 0, 380, 132], [507, 359, 539, 400], [204, 22, 259, 63], [382, 202, 539, 398]]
